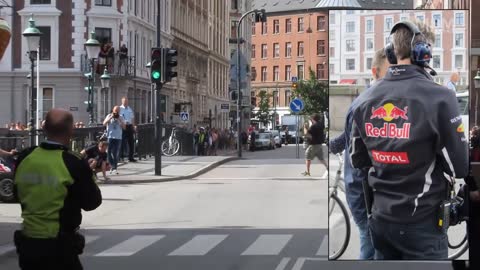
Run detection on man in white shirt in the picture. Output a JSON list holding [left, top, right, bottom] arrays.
[[119, 97, 137, 162], [445, 72, 459, 92]]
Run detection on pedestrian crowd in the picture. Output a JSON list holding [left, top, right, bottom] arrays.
[[193, 126, 236, 156], [4, 122, 27, 131]]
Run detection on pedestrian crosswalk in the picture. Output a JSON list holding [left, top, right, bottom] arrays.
[[78, 230, 328, 258]]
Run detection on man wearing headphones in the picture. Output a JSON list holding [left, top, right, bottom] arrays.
[[349, 21, 468, 259]]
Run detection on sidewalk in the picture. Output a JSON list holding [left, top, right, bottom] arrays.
[[100, 150, 239, 184]]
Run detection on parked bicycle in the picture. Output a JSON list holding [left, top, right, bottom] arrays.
[[161, 127, 180, 156]]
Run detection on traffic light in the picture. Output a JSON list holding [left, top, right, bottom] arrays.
[[255, 9, 267, 23], [150, 47, 162, 83], [292, 82, 297, 89], [163, 48, 177, 83], [83, 100, 92, 113]]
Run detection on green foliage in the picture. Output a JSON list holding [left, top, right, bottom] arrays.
[[292, 68, 328, 116], [255, 90, 272, 126]]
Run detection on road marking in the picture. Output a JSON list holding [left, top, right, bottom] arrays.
[[274, 257, 291, 270], [85, 235, 100, 244], [241, 234, 292, 256], [291, 257, 326, 270], [168, 235, 228, 256], [95, 235, 165, 256], [316, 235, 327, 256], [0, 244, 15, 256]]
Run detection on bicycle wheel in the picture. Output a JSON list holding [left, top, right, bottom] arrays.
[[328, 193, 351, 260], [448, 222, 469, 260]]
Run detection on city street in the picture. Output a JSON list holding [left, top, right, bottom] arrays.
[[0, 145, 328, 270], [328, 151, 469, 261]]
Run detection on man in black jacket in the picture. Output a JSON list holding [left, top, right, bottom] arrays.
[[302, 113, 328, 178], [349, 21, 468, 259], [13, 109, 102, 269]]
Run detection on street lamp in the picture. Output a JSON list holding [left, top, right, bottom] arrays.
[[100, 66, 111, 89], [84, 31, 101, 126], [22, 14, 42, 147], [474, 69, 480, 124]]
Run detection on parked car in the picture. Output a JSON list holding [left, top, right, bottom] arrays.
[[269, 130, 282, 147], [254, 132, 275, 150]]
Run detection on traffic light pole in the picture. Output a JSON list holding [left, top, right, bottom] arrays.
[[154, 0, 162, 175]]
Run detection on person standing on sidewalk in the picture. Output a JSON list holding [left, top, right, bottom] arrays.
[[104, 106, 126, 175], [302, 113, 328, 178], [119, 97, 137, 162], [13, 108, 102, 270]]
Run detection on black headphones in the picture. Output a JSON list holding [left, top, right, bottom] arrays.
[[385, 21, 436, 76]]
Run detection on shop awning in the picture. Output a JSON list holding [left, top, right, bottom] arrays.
[[339, 79, 357, 85]]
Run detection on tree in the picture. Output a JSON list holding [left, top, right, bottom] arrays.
[[293, 68, 328, 116], [255, 90, 272, 127]]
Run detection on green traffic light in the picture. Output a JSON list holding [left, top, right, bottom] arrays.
[[152, 71, 160, 80]]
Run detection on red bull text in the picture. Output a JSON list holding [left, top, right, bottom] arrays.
[[365, 123, 411, 139]]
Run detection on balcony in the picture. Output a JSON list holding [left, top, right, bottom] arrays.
[[81, 54, 136, 78]]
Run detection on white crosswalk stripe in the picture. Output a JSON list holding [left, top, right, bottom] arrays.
[[316, 235, 327, 256], [94, 235, 165, 257], [168, 235, 228, 256], [241, 234, 292, 256], [0, 244, 15, 256]]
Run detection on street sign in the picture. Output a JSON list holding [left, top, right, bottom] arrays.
[[291, 76, 298, 82], [289, 98, 304, 113], [180, 111, 189, 121], [220, 103, 230, 112]]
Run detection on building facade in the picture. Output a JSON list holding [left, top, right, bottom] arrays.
[[250, 1, 328, 129], [329, 10, 469, 88]]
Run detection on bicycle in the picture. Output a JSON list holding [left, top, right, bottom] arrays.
[[446, 179, 469, 260], [328, 152, 351, 260], [161, 127, 180, 156]]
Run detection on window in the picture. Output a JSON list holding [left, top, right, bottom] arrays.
[[366, 19, 373, 33], [37, 26, 51, 60], [455, 55, 463, 69], [433, 14, 441, 27], [231, 21, 238, 39], [346, 10, 354, 15], [252, 21, 256, 35], [286, 19, 292, 33], [346, 40, 355, 52], [95, 27, 112, 46], [330, 13, 335, 24], [330, 64, 334, 75], [95, 0, 112, 6], [316, 64, 325, 79], [366, 38, 373, 51], [433, 55, 440, 69], [434, 34, 441, 48], [297, 65, 304, 80], [251, 67, 257, 81], [31, 0, 50, 3], [285, 90, 292, 107], [346, 22, 354, 33], [252, 45, 255, 58], [400, 16, 407, 22], [284, 42, 292, 58], [261, 44, 267, 58], [274, 43, 280, 58], [273, 66, 279, 81], [231, 0, 238, 9], [346, 59, 355, 71], [366, 58, 372, 69], [455, 13, 464, 26], [298, 17, 304, 32], [416, 15, 425, 23], [285, 65, 292, 81], [262, 21, 267, 34], [330, 47, 335, 57], [261, 66, 267, 81], [330, 30, 335, 40], [385, 18, 393, 31], [385, 36, 391, 45], [455, 33, 464, 47], [317, 40, 325, 55], [273, 20, 279, 34], [42, 88, 53, 119], [297, 42, 304, 57], [317, 16, 326, 31]]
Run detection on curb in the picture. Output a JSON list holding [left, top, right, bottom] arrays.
[[98, 156, 240, 185]]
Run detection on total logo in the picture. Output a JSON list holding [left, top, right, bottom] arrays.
[[372, 150, 410, 164]]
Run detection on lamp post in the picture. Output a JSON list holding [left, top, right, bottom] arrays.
[[84, 32, 101, 126], [22, 15, 42, 147], [474, 69, 480, 125]]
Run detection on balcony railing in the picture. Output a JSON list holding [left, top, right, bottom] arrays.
[[81, 54, 136, 78]]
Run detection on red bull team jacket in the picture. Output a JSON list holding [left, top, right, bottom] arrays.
[[349, 65, 468, 224]]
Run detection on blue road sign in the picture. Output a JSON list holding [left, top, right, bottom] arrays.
[[289, 98, 304, 113], [180, 112, 189, 121], [291, 76, 298, 82]]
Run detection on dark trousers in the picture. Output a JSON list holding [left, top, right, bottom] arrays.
[[14, 230, 83, 270], [369, 216, 448, 260], [121, 124, 135, 160]]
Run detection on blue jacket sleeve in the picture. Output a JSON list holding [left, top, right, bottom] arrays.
[[329, 131, 346, 154]]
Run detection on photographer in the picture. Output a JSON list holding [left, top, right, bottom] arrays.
[[103, 106, 126, 175], [349, 21, 468, 259], [80, 140, 110, 181]]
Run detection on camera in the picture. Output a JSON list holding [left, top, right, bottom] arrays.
[[113, 113, 119, 119], [438, 184, 469, 231]]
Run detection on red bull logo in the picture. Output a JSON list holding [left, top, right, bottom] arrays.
[[371, 150, 410, 164], [365, 123, 411, 139], [370, 103, 408, 121]]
